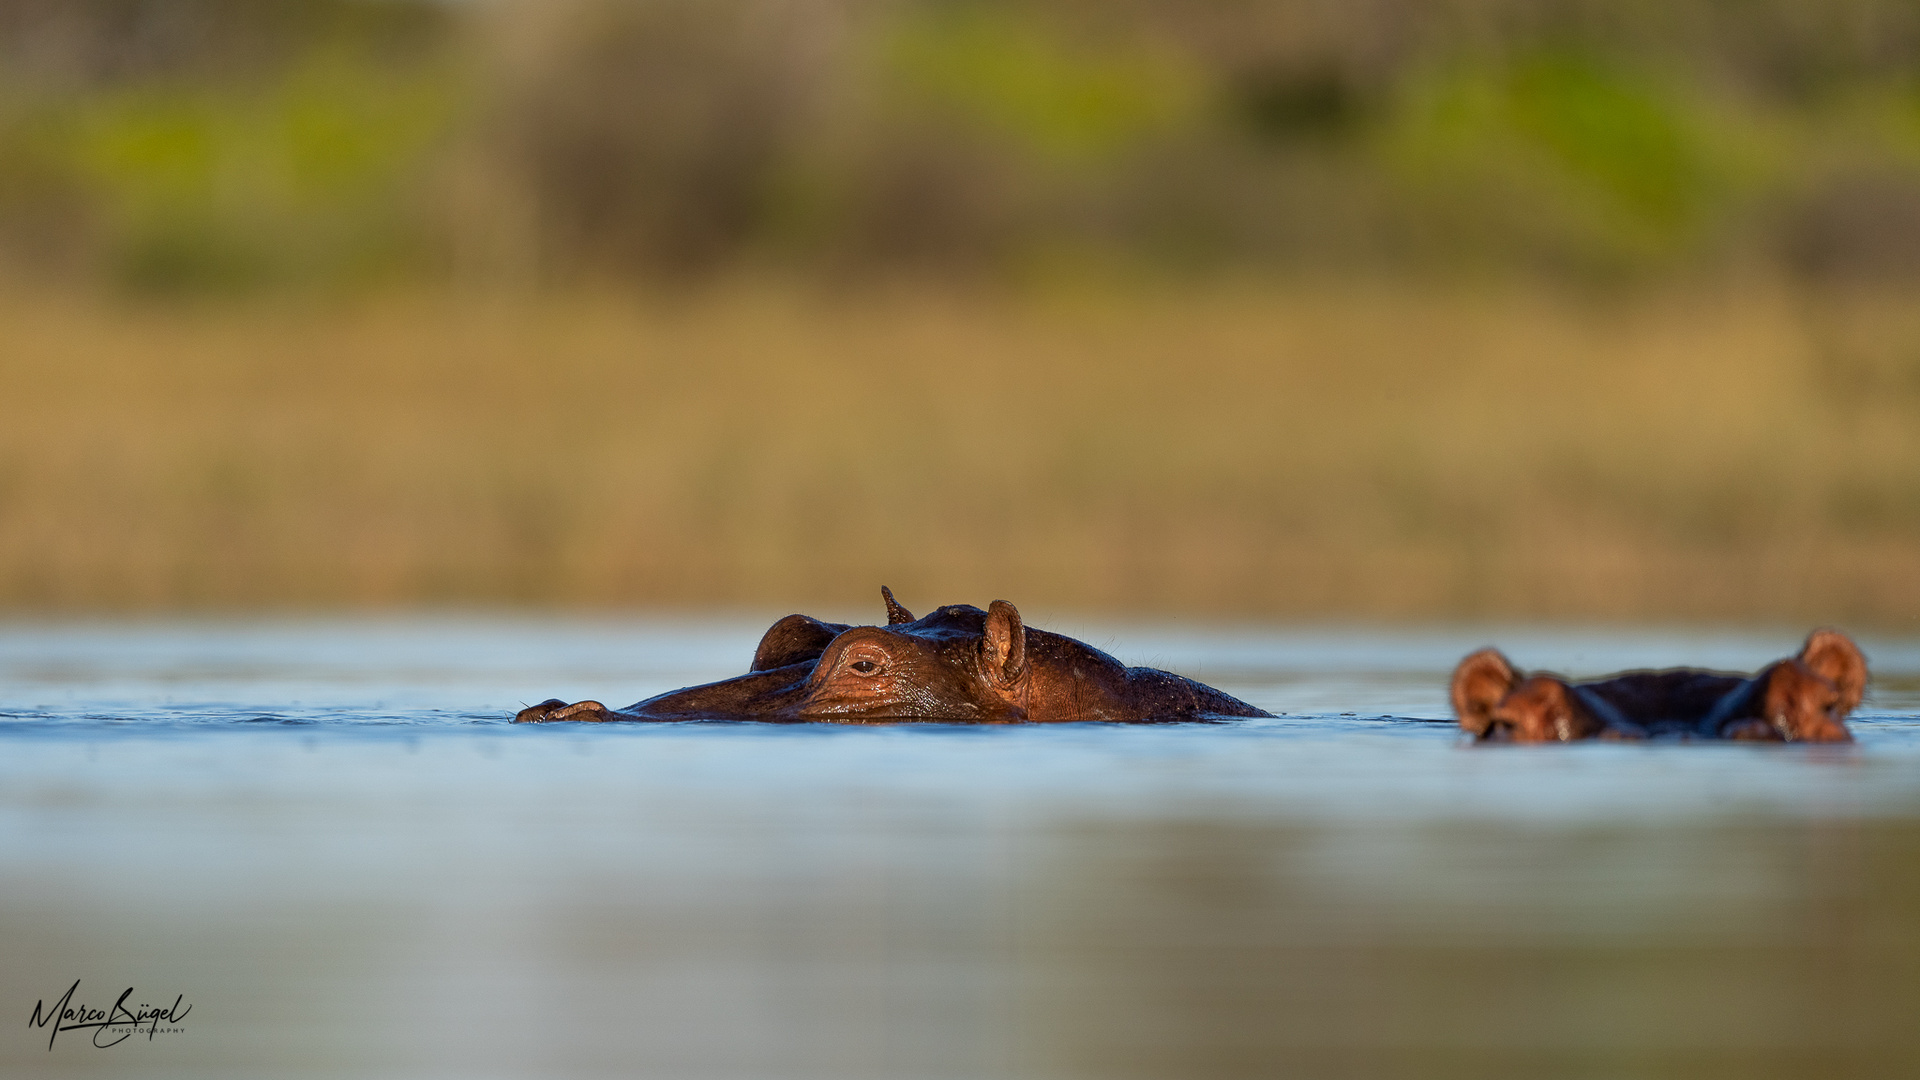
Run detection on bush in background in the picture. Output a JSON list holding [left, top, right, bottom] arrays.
[[6, 0, 1920, 289]]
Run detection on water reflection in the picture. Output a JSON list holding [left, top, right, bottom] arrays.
[[2, 619, 1918, 1078], [1023, 818, 1920, 1080]]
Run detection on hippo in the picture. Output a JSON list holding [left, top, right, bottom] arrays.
[[1450, 629, 1867, 743], [515, 587, 1270, 724]]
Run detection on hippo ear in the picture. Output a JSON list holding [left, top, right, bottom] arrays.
[[1451, 648, 1517, 737], [982, 600, 1027, 687], [881, 585, 915, 626], [751, 614, 852, 672], [1799, 629, 1867, 713]]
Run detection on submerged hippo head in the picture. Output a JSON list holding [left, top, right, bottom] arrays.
[[1450, 653, 1612, 743], [1717, 630, 1865, 743], [516, 587, 1268, 724], [1450, 628, 1866, 744]]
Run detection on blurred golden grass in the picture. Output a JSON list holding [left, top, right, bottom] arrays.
[[1, 278, 1917, 623]]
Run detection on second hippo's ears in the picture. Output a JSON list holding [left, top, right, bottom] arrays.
[[982, 600, 1027, 688], [1451, 648, 1518, 737], [881, 585, 915, 625], [1799, 629, 1867, 713]]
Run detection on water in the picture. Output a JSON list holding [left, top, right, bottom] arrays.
[[5, 616, 1920, 1080]]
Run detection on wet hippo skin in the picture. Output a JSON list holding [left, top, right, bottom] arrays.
[[1450, 629, 1867, 743], [515, 587, 1271, 724]]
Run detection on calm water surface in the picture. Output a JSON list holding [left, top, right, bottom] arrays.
[[4, 616, 1920, 1080]]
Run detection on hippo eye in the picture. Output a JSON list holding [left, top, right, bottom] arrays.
[[850, 659, 880, 675]]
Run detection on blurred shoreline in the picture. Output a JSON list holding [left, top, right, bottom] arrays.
[[0, 274, 1914, 624]]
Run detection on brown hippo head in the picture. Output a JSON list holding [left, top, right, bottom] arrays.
[[516, 587, 1268, 724], [1449, 650, 1611, 743], [1717, 630, 1866, 743], [1450, 629, 1867, 744]]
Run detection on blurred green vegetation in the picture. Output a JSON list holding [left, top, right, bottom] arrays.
[[882, 7, 1202, 165], [4, 0, 1920, 619], [0, 0, 459, 290], [6, 0, 1920, 288]]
